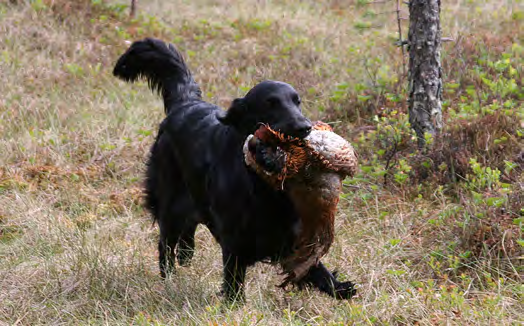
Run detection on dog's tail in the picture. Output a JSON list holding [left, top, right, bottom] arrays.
[[113, 38, 202, 113]]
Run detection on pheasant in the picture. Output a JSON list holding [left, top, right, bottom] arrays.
[[243, 121, 358, 286]]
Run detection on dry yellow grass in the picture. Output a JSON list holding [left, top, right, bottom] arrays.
[[1, 0, 522, 325]]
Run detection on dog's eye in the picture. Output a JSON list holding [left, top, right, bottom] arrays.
[[266, 97, 280, 106], [292, 95, 301, 106]]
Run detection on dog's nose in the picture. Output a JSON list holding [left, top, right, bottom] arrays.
[[295, 123, 312, 139], [299, 125, 312, 135]]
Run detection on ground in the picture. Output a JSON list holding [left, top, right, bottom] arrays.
[[0, 0, 522, 324]]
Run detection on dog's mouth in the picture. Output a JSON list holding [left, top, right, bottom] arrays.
[[285, 126, 312, 140], [258, 123, 312, 140]]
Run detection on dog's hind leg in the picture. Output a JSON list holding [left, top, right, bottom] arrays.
[[176, 222, 198, 266], [148, 133, 200, 277], [157, 193, 198, 278], [158, 234, 176, 278]]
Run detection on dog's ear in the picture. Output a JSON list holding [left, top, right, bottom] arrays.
[[217, 98, 245, 126]]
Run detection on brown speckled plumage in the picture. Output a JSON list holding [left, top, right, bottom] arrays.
[[243, 121, 358, 285]]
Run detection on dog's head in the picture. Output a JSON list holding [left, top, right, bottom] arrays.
[[218, 80, 312, 139]]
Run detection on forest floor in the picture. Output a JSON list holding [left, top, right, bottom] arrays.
[[1, 0, 522, 324]]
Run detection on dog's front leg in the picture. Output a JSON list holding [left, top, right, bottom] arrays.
[[301, 261, 356, 299], [221, 250, 247, 303]]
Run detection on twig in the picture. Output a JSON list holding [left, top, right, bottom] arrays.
[[453, 33, 463, 50], [363, 60, 379, 88], [396, 0, 406, 77], [342, 184, 365, 190], [365, 0, 393, 4], [441, 37, 455, 42], [376, 10, 406, 15], [501, 230, 521, 278], [130, 0, 137, 18], [383, 139, 399, 185], [356, 24, 386, 29]]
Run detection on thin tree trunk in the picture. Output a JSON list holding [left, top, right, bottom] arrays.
[[130, 0, 137, 18], [407, 0, 443, 148]]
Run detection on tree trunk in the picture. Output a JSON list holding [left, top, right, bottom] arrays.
[[407, 0, 443, 148], [130, 0, 137, 18]]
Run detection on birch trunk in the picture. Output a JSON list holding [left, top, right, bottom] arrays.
[[407, 0, 443, 147]]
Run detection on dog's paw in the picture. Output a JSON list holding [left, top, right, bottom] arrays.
[[333, 280, 357, 300]]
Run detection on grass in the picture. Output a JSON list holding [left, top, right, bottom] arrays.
[[1, 0, 522, 324]]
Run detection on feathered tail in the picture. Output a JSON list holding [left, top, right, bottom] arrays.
[[113, 38, 201, 113]]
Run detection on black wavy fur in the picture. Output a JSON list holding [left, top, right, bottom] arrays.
[[112, 38, 355, 302], [113, 38, 201, 113]]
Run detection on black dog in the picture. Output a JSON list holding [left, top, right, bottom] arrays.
[[113, 38, 355, 301]]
